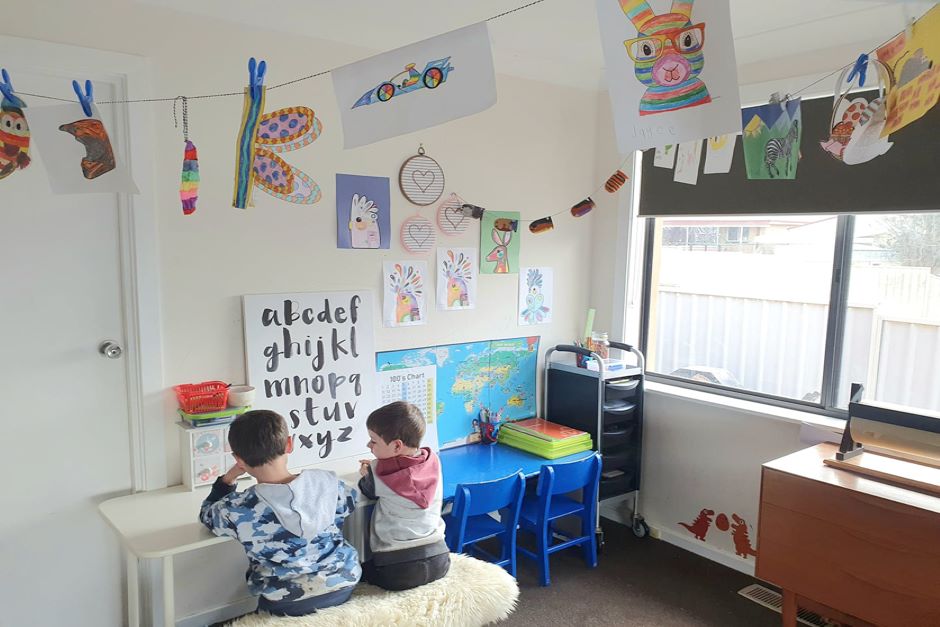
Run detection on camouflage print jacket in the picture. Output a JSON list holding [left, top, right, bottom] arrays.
[[199, 469, 361, 603]]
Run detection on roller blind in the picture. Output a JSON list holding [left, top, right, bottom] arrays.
[[638, 93, 940, 217]]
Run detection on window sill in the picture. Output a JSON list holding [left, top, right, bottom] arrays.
[[644, 380, 846, 433]]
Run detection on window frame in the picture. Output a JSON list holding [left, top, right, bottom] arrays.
[[639, 214, 857, 419]]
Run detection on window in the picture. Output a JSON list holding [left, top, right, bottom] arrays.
[[641, 213, 940, 416]]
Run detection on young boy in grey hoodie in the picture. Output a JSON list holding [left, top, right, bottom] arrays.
[[358, 401, 450, 590], [199, 410, 360, 616]]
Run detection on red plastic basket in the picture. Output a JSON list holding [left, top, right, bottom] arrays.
[[174, 381, 230, 414]]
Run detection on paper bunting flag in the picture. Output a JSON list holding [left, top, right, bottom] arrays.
[[674, 140, 702, 185], [571, 198, 596, 217], [437, 248, 477, 310], [605, 170, 628, 193], [232, 84, 322, 208], [703, 134, 736, 174], [529, 217, 554, 234], [653, 144, 676, 169], [180, 141, 199, 215]]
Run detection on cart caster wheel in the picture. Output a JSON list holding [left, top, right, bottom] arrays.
[[632, 519, 650, 539], [596, 530, 605, 553]]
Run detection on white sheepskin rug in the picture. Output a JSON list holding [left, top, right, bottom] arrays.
[[230, 554, 519, 627]]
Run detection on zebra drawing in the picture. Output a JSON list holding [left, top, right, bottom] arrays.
[[763, 119, 800, 178]]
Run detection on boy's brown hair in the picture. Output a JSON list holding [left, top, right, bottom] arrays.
[[227, 410, 290, 467], [366, 401, 426, 449]]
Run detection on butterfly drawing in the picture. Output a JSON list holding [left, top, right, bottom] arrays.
[[233, 58, 323, 208]]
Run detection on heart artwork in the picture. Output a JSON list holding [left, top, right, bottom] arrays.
[[412, 170, 436, 193], [437, 193, 469, 236], [400, 215, 435, 254]]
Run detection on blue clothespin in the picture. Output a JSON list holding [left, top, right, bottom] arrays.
[[0, 68, 25, 108], [248, 57, 267, 100], [71, 79, 94, 117], [847, 53, 869, 88]]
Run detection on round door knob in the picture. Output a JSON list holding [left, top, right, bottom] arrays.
[[99, 341, 123, 359]]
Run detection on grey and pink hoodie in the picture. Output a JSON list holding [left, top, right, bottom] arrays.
[[358, 448, 448, 566]]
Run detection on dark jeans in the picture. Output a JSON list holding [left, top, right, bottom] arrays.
[[362, 552, 451, 591], [257, 585, 354, 617]]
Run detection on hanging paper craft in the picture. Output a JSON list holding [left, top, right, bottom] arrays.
[[518, 267, 553, 326], [673, 139, 702, 185], [232, 58, 322, 209], [332, 23, 497, 148], [571, 198, 596, 217], [28, 102, 138, 194], [653, 144, 676, 169], [401, 214, 435, 254], [399, 146, 445, 205], [0, 71, 31, 181], [480, 211, 520, 275], [820, 57, 893, 166], [383, 261, 427, 327], [437, 248, 478, 310], [605, 170, 628, 193], [336, 174, 391, 249], [175, 97, 199, 215], [876, 4, 940, 136], [436, 192, 469, 236], [595, 0, 741, 153], [529, 217, 554, 234], [703, 133, 736, 174], [741, 98, 802, 180]]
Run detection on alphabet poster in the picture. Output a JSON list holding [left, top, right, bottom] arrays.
[[595, 0, 741, 153], [242, 291, 376, 468], [332, 22, 497, 148], [437, 247, 477, 310], [335, 174, 391, 249], [383, 261, 428, 327], [27, 102, 138, 194]]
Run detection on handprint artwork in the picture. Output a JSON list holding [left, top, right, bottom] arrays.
[[383, 261, 427, 327], [336, 174, 390, 249], [438, 248, 477, 310], [519, 267, 553, 326], [349, 194, 381, 248]]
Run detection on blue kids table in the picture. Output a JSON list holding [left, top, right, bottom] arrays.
[[439, 442, 594, 501]]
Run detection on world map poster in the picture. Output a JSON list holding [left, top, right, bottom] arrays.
[[376, 336, 540, 449]]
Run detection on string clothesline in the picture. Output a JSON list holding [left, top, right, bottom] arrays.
[[5, 0, 920, 225]]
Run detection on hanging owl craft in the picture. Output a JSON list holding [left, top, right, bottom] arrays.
[[0, 92, 30, 180], [619, 0, 711, 116]]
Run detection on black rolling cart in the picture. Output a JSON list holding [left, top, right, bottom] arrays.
[[543, 342, 649, 543]]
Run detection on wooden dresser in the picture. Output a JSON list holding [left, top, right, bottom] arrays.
[[757, 443, 940, 627]]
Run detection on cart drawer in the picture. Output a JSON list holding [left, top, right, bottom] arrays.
[[601, 422, 638, 448], [600, 470, 638, 499], [601, 444, 638, 472]]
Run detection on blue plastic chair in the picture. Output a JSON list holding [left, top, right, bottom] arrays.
[[444, 471, 526, 576], [518, 453, 602, 586]]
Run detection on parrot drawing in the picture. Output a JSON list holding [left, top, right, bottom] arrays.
[[390, 264, 424, 323], [521, 268, 550, 324], [441, 250, 472, 308]]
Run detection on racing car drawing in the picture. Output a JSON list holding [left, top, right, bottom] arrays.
[[352, 57, 454, 108]]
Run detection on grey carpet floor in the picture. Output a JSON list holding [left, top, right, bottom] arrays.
[[503, 519, 779, 627]]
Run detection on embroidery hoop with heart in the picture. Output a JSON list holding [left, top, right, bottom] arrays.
[[436, 192, 469, 236], [399, 145, 445, 206], [400, 214, 436, 255]]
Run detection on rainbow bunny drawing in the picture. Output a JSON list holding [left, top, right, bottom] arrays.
[[441, 251, 472, 308], [521, 269, 551, 324], [619, 0, 711, 115], [389, 264, 423, 323], [486, 229, 513, 274], [348, 193, 381, 248]]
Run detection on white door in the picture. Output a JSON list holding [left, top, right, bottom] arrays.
[[0, 67, 134, 626]]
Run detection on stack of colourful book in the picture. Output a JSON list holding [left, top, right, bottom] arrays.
[[498, 418, 593, 459]]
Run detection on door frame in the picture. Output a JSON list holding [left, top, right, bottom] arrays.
[[1, 35, 166, 490]]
